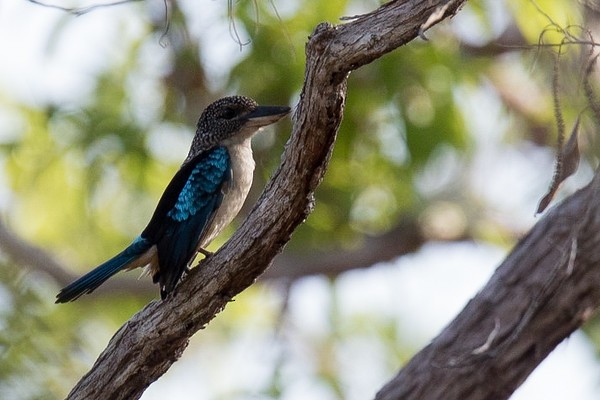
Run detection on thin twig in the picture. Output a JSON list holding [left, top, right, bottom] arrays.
[[27, 0, 144, 16]]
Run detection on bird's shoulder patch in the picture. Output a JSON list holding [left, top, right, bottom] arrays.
[[167, 147, 230, 222]]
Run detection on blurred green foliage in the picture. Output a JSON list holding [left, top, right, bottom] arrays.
[[0, 0, 596, 398]]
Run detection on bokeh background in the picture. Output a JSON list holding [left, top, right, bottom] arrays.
[[1, 0, 600, 399]]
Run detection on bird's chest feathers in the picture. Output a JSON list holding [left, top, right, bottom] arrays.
[[155, 141, 254, 250], [199, 141, 255, 246], [224, 142, 255, 204]]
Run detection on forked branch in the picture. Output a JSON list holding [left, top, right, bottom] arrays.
[[65, 1, 466, 399]]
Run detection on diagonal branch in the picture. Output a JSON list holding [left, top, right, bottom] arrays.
[[376, 167, 600, 399], [64, 0, 466, 399]]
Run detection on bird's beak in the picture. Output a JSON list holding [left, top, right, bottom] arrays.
[[244, 105, 291, 128]]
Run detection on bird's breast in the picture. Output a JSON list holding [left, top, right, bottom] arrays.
[[198, 141, 255, 248]]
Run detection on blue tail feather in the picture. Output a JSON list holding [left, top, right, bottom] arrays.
[[55, 237, 151, 303]]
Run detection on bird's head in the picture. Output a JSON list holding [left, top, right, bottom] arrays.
[[190, 96, 290, 157]]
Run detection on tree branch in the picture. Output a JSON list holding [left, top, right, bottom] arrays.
[[1, 202, 439, 293], [0, 219, 71, 283], [0, 219, 156, 298], [1, 209, 459, 295], [376, 167, 600, 399], [26, 0, 144, 16], [63, 0, 466, 398], [264, 215, 427, 280]]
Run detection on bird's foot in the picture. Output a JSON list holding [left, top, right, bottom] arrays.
[[198, 247, 213, 257]]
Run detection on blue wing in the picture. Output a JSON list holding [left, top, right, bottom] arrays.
[[55, 147, 229, 302], [141, 146, 230, 298]]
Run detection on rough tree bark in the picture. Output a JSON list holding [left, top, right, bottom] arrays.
[[64, 0, 468, 399], [376, 168, 600, 400]]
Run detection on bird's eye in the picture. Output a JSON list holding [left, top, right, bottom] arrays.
[[221, 107, 237, 120]]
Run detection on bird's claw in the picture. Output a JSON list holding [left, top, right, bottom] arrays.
[[198, 247, 213, 257]]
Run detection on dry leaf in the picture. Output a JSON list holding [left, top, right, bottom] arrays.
[[536, 117, 580, 214]]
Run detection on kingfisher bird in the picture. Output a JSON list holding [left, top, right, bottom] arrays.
[[56, 96, 290, 303]]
